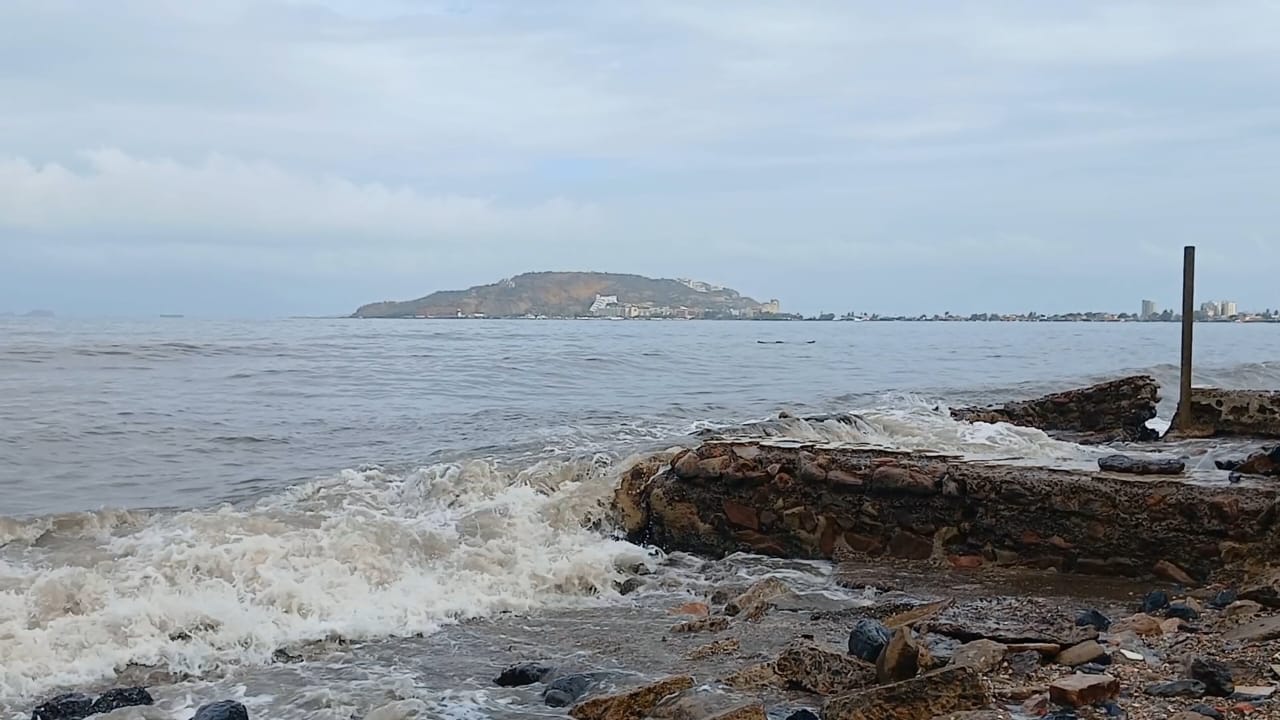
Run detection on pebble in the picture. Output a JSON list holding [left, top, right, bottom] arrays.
[[1142, 590, 1170, 614]]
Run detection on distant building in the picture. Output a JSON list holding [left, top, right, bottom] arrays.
[[1200, 301, 1219, 319], [760, 299, 781, 315], [1222, 300, 1238, 317], [589, 295, 619, 313], [1141, 300, 1158, 320]]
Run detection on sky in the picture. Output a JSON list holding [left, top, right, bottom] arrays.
[[1, 0, 1278, 317]]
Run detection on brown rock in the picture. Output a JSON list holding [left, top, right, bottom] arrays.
[[696, 456, 733, 479], [844, 532, 884, 555], [1054, 641, 1107, 668], [888, 530, 934, 560], [569, 676, 694, 720], [664, 600, 708, 619], [1048, 674, 1120, 707], [1155, 560, 1196, 585], [822, 665, 990, 720], [1223, 615, 1280, 644], [725, 576, 790, 617], [703, 705, 766, 720], [722, 499, 759, 531], [1241, 568, 1280, 608], [650, 695, 766, 720], [870, 466, 937, 495], [948, 555, 984, 569], [1004, 643, 1061, 656], [720, 663, 783, 690], [670, 616, 729, 634], [876, 627, 922, 684], [885, 598, 953, 629], [1160, 618, 1184, 635], [1167, 713, 1215, 720], [684, 638, 740, 661], [951, 640, 1007, 673], [1225, 599, 1263, 618], [774, 639, 876, 695], [1020, 694, 1050, 716], [1110, 614, 1162, 637], [949, 375, 1160, 442]]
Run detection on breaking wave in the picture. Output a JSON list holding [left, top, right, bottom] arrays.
[[0, 457, 657, 701]]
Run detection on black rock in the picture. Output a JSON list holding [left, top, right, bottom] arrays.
[[1189, 658, 1234, 697], [1166, 602, 1201, 621], [1144, 679, 1207, 698], [1044, 712, 1079, 720], [192, 700, 250, 720], [1208, 589, 1238, 609], [543, 674, 594, 708], [1102, 701, 1124, 718], [847, 618, 892, 662], [1141, 590, 1170, 614], [617, 578, 645, 596], [784, 711, 819, 720], [1098, 454, 1185, 475], [494, 662, 554, 687], [1078, 663, 1109, 675], [31, 693, 94, 720], [1008, 650, 1041, 679], [1076, 608, 1112, 631], [1190, 704, 1225, 720], [920, 634, 960, 666], [1229, 472, 1244, 484], [90, 688, 155, 715]]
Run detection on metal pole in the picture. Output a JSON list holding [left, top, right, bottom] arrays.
[[1176, 245, 1195, 430]]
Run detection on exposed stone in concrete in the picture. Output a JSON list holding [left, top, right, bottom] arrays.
[[1173, 389, 1280, 439], [950, 375, 1160, 443], [621, 442, 1280, 583]]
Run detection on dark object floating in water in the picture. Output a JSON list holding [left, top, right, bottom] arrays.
[[90, 688, 154, 715], [756, 340, 817, 344]]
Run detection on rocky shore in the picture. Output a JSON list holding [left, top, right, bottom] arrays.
[[21, 376, 1280, 720]]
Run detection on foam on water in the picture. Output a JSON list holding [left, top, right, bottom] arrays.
[[0, 457, 656, 702]]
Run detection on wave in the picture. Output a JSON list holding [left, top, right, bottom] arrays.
[[0, 457, 658, 702]]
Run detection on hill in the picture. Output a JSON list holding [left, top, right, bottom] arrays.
[[351, 272, 778, 319]]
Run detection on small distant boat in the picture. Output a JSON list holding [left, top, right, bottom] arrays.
[[756, 340, 817, 344], [159, 314, 185, 318]]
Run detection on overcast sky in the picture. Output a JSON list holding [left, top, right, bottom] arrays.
[[2, 1, 1278, 317]]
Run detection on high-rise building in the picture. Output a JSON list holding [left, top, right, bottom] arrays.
[[1200, 301, 1219, 318], [1222, 301, 1238, 317], [1141, 300, 1157, 320]]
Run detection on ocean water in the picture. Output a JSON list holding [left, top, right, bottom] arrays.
[[1, 318, 1278, 717]]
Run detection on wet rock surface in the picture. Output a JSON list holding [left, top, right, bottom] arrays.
[[848, 618, 892, 662], [494, 662, 554, 687], [1173, 389, 1280, 439], [1097, 454, 1185, 475], [191, 701, 249, 720], [31, 694, 94, 720], [949, 375, 1160, 443]]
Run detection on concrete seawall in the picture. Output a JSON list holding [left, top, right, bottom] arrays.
[[617, 441, 1280, 584], [1173, 387, 1280, 439]]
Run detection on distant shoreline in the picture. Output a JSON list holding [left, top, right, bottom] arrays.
[[350, 315, 1280, 323]]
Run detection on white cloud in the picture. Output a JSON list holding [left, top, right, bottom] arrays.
[[0, 149, 597, 245]]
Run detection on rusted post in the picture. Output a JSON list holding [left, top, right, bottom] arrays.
[[1176, 245, 1195, 431]]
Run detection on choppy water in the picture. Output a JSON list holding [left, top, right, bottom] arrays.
[[1, 318, 1278, 717]]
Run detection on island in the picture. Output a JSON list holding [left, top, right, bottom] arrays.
[[351, 272, 788, 320]]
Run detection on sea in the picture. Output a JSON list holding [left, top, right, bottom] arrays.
[[2, 318, 1278, 719]]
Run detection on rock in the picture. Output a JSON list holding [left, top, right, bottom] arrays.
[[1215, 446, 1280, 476], [720, 663, 784, 691], [876, 627, 922, 683], [725, 577, 790, 617], [951, 640, 1007, 674], [1141, 590, 1170, 614], [702, 704, 766, 720], [1099, 455, 1185, 475], [670, 616, 729, 634], [885, 599, 954, 629], [669, 602, 710, 617], [1155, 560, 1196, 585], [1161, 618, 1185, 635], [618, 577, 645, 595], [775, 639, 876, 695], [1049, 674, 1120, 707], [949, 376, 1161, 443], [89, 689, 154, 716], [1224, 599, 1262, 618], [1077, 663, 1109, 675], [649, 694, 766, 720], [31, 694, 95, 720], [1008, 650, 1041, 679], [1167, 713, 1215, 720], [1166, 602, 1200, 621], [821, 665, 991, 720], [1189, 704, 1225, 720], [568, 676, 695, 720], [494, 662, 554, 687], [1144, 679, 1207, 698], [364, 700, 428, 720], [546, 675, 597, 708], [1233, 685, 1276, 700], [1223, 615, 1280, 643], [1240, 569, 1280, 608], [1020, 694, 1050, 716], [848, 618, 893, 662], [784, 711, 819, 720], [685, 636, 740, 661], [1075, 609, 1111, 631], [1189, 657, 1234, 697], [1055, 641, 1107, 668], [1110, 613, 1161, 636], [1208, 589, 1238, 609], [192, 701, 249, 720]]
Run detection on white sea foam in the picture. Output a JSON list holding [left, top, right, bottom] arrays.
[[0, 457, 656, 702]]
